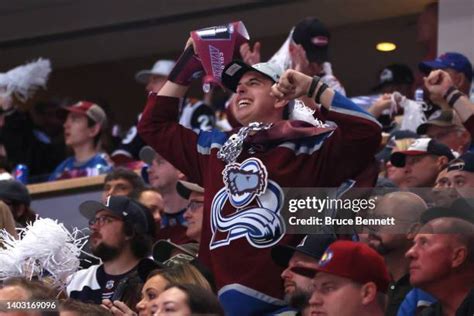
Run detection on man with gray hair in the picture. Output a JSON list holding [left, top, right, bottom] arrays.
[[406, 214, 474, 315], [366, 192, 427, 316]]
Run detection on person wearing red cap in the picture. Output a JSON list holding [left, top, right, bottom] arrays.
[[49, 101, 111, 181], [299, 241, 390, 316], [405, 216, 474, 316]]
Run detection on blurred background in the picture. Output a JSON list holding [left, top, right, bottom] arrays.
[[0, 0, 471, 128]]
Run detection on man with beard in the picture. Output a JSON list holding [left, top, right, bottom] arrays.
[[271, 234, 336, 314], [366, 192, 427, 316], [67, 196, 155, 304]]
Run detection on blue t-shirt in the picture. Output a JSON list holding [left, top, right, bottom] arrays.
[[49, 153, 111, 181], [397, 288, 437, 316]]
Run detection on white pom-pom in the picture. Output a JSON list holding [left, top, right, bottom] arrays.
[[0, 217, 88, 289], [289, 99, 328, 128], [0, 58, 52, 102]]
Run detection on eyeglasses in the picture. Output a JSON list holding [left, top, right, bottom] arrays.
[[186, 200, 204, 212], [88, 215, 121, 227]]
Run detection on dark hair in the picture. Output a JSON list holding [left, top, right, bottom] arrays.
[[164, 283, 224, 316], [136, 186, 161, 199], [0, 155, 12, 173], [86, 116, 103, 147], [104, 167, 146, 198], [123, 224, 153, 259], [60, 299, 113, 315], [9, 203, 36, 227]]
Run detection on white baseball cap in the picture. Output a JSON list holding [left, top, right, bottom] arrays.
[[135, 59, 175, 84], [221, 60, 283, 92]]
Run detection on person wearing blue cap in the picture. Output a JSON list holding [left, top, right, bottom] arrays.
[[419, 52, 472, 96], [424, 68, 474, 154]]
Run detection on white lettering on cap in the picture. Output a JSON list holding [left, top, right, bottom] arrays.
[[311, 36, 328, 46], [380, 69, 393, 83], [225, 63, 243, 76], [106, 196, 111, 207]]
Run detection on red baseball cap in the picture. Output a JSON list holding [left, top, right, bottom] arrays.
[[313, 241, 391, 293], [62, 101, 107, 126]]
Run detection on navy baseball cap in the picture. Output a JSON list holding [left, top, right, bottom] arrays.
[[80, 195, 154, 235], [271, 234, 336, 267], [447, 152, 474, 173], [372, 64, 414, 91], [292, 17, 330, 64], [390, 138, 455, 167], [419, 52, 473, 82]]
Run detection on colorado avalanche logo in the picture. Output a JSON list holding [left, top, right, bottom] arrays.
[[210, 158, 286, 250], [222, 158, 268, 208]]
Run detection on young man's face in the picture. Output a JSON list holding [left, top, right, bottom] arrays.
[[89, 210, 127, 262], [148, 154, 182, 192], [234, 71, 280, 126], [446, 169, 474, 198], [432, 168, 459, 206], [63, 112, 97, 148], [183, 191, 204, 242], [308, 272, 365, 316], [139, 190, 164, 227], [400, 154, 441, 188], [101, 178, 134, 203]]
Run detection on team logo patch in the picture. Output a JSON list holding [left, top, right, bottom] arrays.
[[210, 158, 285, 249], [105, 280, 114, 290], [318, 249, 333, 267], [222, 158, 268, 208]]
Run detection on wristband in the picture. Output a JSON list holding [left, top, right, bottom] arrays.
[[315, 83, 329, 104], [168, 46, 203, 86], [307, 76, 321, 97], [443, 86, 457, 100], [448, 92, 464, 108]]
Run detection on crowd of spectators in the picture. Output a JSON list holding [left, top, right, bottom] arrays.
[[0, 6, 474, 316]]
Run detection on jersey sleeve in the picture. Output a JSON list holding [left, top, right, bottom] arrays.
[[463, 114, 474, 142], [318, 92, 382, 186], [137, 93, 205, 184]]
